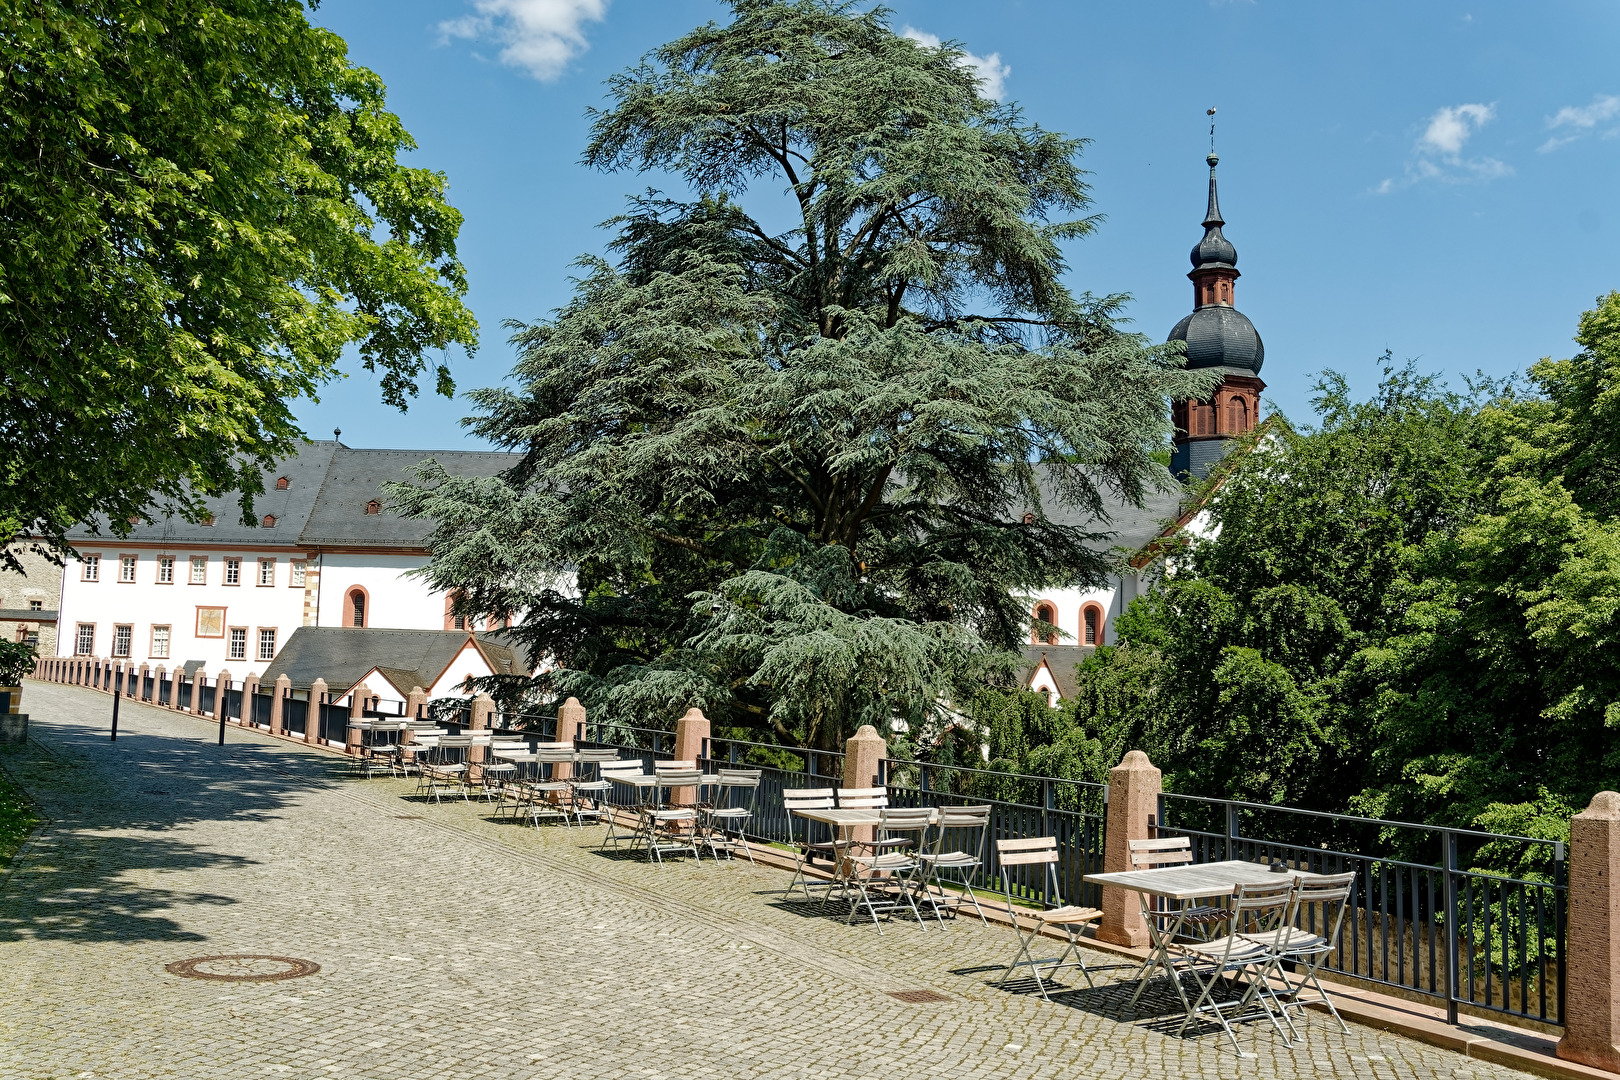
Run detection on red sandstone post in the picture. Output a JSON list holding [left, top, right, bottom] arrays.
[[269, 674, 290, 736], [468, 693, 494, 780], [1559, 791, 1620, 1072], [671, 706, 710, 805], [216, 669, 232, 721], [138, 663, 151, 702], [346, 685, 367, 756], [401, 686, 426, 763], [556, 696, 586, 744], [307, 678, 327, 745], [189, 667, 206, 716], [1097, 750, 1162, 947], [842, 725, 888, 859], [241, 673, 259, 725]]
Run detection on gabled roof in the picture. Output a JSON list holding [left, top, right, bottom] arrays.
[[1020, 645, 1094, 701], [260, 627, 526, 694]]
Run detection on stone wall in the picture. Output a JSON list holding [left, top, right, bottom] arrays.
[[0, 543, 62, 655]]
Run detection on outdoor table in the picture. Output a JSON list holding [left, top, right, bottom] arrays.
[[789, 807, 944, 894], [1084, 860, 1335, 1023]]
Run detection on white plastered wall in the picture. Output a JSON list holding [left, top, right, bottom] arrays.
[[310, 552, 446, 631]]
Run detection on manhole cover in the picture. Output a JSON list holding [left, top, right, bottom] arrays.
[[888, 989, 950, 1004], [165, 955, 320, 982]]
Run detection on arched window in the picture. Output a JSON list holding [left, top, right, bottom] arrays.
[[348, 587, 367, 628], [1032, 603, 1059, 646], [444, 591, 468, 632], [1230, 395, 1249, 432], [1082, 604, 1103, 646]]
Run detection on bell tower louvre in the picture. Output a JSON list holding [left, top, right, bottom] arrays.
[[1167, 150, 1265, 480]]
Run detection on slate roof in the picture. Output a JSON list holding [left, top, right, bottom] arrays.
[[1020, 645, 1095, 701], [259, 626, 526, 694], [64, 441, 522, 551], [1025, 467, 1189, 555]]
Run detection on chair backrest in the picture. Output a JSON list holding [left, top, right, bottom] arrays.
[[655, 759, 697, 772], [782, 788, 835, 810], [937, 804, 991, 830], [836, 787, 887, 809], [994, 836, 1063, 907], [931, 804, 991, 858], [599, 762, 643, 777], [1293, 870, 1356, 942], [576, 748, 620, 763], [655, 769, 703, 787], [535, 746, 575, 763], [717, 768, 762, 787], [1128, 836, 1195, 869], [1228, 878, 1297, 939], [545, 741, 576, 750], [876, 806, 932, 835]]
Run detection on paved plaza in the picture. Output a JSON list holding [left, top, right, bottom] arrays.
[[0, 683, 1537, 1079]]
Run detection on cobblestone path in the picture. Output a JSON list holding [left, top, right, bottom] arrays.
[[0, 682, 1532, 1079]]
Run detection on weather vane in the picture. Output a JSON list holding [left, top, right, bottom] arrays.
[[1208, 106, 1217, 155]]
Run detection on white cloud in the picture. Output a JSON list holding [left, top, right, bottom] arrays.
[[1376, 102, 1509, 193], [438, 0, 607, 82], [901, 27, 1010, 101], [1539, 94, 1620, 152], [1418, 103, 1493, 155]]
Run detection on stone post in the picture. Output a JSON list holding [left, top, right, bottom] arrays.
[[671, 707, 711, 806], [1559, 791, 1620, 1072], [189, 667, 205, 716], [139, 664, 151, 702], [842, 724, 888, 859], [468, 693, 494, 780], [307, 678, 327, 745], [241, 673, 259, 725], [1097, 750, 1163, 947], [556, 696, 586, 744], [346, 684, 366, 756], [401, 686, 426, 764], [216, 670, 232, 721], [269, 674, 290, 736]]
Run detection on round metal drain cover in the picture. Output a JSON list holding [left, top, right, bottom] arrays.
[[165, 954, 321, 982]]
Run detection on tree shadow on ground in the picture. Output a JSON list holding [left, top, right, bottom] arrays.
[[0, 689, 347, 945]]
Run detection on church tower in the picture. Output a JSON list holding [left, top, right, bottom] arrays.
[[1168, 152, 1265, 480]]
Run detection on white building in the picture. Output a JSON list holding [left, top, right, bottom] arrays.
[[55, 439, 516, 671]]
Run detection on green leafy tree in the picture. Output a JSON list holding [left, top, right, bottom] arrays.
[[394, 0, 1215, 749], [1, 0, 478, 564]]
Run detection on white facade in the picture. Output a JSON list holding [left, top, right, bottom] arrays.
[[53, 545, 474, 671], [335, 640, 503, 709]]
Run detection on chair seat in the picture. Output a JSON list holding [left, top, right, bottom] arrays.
[[1035, 905, 1103, 926], [708, 807, 750, 819], [850, 853, 917, 872], [1181, 934, 1271, 962], [1239, 928, 1330, 954], [919, 851, 981, 869], [1151, 904, 1225, 925], [530, 780, 571, 793]]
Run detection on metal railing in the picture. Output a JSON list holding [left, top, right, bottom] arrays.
[[1155, 791, 1566, 1027], [699, 736, 847, 845], [882, 758, 1108, 910]]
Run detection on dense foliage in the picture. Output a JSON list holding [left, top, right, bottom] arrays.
[[1, 0, 478, 564], [1017, 294, 1620, 842], [396, 0, 1216, 750]]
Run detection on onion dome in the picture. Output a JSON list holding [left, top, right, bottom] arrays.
[[1190, 153, 1238, 270], [1168, 306, 1265, 373]]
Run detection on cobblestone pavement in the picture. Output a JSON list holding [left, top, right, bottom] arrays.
[[0, 682, 1534, 1080]]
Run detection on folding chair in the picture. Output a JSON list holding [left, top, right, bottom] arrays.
[[916, 804, 991, 926], [1178, 879, 1300, 1053], [845, 807, 932, 933], [1241, 871, 1357, 1034], [482, 737, 528, 804], [700, 769, 761, 863], [640, 768, 702, 864], [1129, 836, 1227, 937], [594, 762, 647, 849], [422, 735, 473, 802], [568, 749, 623, 827], [782, 789, 838, 900], [994, 836, 1103, 1000], [835, 788, 910, 858], [520, 746, 577, 826]]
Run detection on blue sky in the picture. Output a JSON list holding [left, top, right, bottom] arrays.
[[298, 0, 1620, 451]]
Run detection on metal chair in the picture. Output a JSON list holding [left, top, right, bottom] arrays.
[[994, 836, 1103, 1000], [916, 804, 992, 926], [594, 762, 648, 849], [568, 748, 623, 827], [421, 735, 474, 803], [1241, 871, 1357, 1035], [1178, 879, 1300, 1053], [782, 788, 838, 900], [845, 807, 932, 932], [520, 746, 577, 826], [700, 769, 761, 863], [1129, 836, 1226, 937], [639, 768, 703, 864]]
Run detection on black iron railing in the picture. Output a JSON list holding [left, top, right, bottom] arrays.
[[1155, 791, 1565, 1026], [699, 736, 847, 846]]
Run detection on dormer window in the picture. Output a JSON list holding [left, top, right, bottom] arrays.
[[261, 514, 277, 528], [1022, 512, 1036, 525], [275, 476, 290, 490], [364, 499, 381, 515], [201, 513, 215, 527]]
